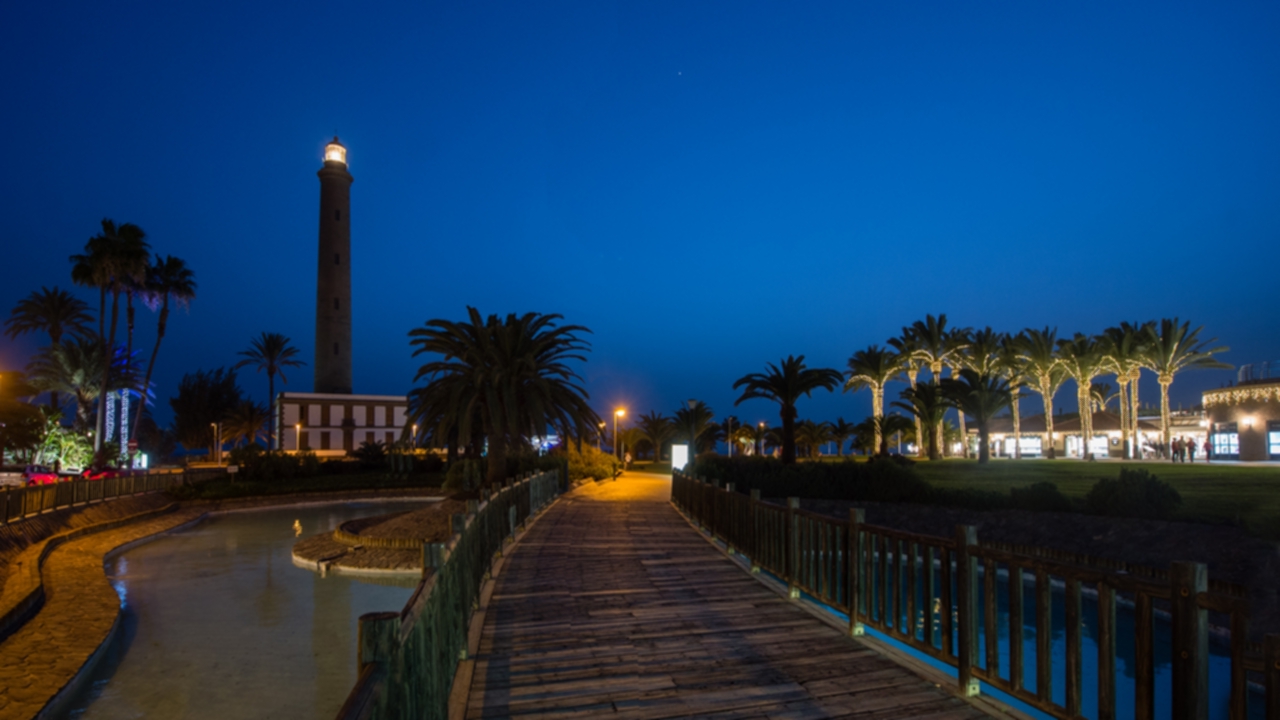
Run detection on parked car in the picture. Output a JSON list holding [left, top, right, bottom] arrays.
[[23, 465, 59, 486], [81, 466, 140, 481]]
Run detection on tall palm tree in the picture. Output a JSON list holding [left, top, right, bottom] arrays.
[[70, 220, 150, 452], [1102, 322, 1151, 459], [903, 315, 967, 457], [635, 411, 675, 461], [409, 308, 599, 485], [829, 417, 856, 457], [234, 332, 305, 451], [794, 419, 833, 459], [129, 255, 196, 450], [996, 332, 1029, 459], [673, 400, 716, 455], [1019, 327, 1067, 459], [891, 381, 948, 460], [941, 369, 1012, 464], [1142, 318, 1231, 452], [872, 414, 915, 456], [843, 345, 903, 453], [1056, 333, 1112, 460], [733, 355, 842, 464], [223, 400, 270, 448], [5, 287, 93, 411], [887, 334, 927, 458]]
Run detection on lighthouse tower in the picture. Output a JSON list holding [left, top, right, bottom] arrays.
[[315, 137, 353, 394]]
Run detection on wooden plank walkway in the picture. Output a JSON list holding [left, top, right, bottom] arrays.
[[464, 474, 995, 720]]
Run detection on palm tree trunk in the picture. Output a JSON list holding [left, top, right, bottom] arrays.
[[1011, 393, 1021, 459], [1040, 378, 1056, 459], [1159, 375, 1172, 458], [1117, 378, 1129, 459], [978, 425, 990, 463], [780, 406, 797, 464], [129, 301, 169, 448], [958, 412, 968, 458], [486, 433, 508, 485], [267, 372, 276, 451], [872, 385, 884, 452], [1130, 371, 1142, 457], [931, 362, 944, 456], [95, 290, 122, 455]]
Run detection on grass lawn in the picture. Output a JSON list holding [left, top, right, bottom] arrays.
[[909, 459, 1280, 539]]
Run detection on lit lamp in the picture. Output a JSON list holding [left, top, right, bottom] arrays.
[[295, 423, 302, 453], [758, 421, 765, 457], [614, 409, 626, 459], [324, 137, 347, 165], [1243, 416, 1256, 430], [597, 421, 606, 452]]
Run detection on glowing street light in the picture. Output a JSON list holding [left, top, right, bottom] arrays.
[[295, 423, 302, 454], [614, 409, 626, 459], [597, 421, 606, 452]]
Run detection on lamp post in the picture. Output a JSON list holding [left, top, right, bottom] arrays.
[[614, 409, 625, 459], [597, 421, 605, 452], [758, 421, 765, 457], [726, 416, 734, 457], [686, 399, 698, 457], [295, 423, 302, 454], [210, 422, 221, 466]]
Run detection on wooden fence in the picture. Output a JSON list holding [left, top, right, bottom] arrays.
[[672, 471, 1280, 720], [0, 468, 225, 526], [334, 467, 565, 720]]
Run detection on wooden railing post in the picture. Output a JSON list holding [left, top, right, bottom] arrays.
[[955, 525, 980, 697], [357, 610, 400, 718], [749, 489, 761, 573], [423, 542, 446, 575], [1265, 634, 1280, 720], [848, 508, 865, 636], [724, 483, 736, 555], [1171, 562, 1209, 720], [787, 497, 800, 599]]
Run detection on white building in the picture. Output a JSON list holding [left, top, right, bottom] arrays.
[[275, 392, 409, 458]]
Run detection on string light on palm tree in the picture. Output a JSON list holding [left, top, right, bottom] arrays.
[[614, 409, 626, 459]]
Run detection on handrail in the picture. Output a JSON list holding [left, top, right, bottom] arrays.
[[0, 468, 220, 526], [672, 471, 1280, 720], [333, 467, 564, 720]]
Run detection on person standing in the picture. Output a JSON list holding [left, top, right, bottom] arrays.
[[1171, 437, 1180, 462], [1204, 438, 1213, 463], [1187, 438, 1197, 463]]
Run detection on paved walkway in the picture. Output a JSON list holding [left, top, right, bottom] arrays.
[[0, 508, 205, 720], [464, 474, 993, 720]]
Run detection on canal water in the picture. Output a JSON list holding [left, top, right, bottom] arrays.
[[58, 501, 429, 720]]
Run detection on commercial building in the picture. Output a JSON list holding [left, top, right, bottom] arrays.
[[1203, 361, 1280, 461]]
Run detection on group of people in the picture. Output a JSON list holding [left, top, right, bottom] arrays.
[[1170, 436, 1210, 463]]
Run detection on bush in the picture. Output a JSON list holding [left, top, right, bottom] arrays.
[[222, 447, 321, 482], [348, 441, 388, 469], [1085, 467, 1182, 520], [444, 459, 486, 491], [1009, 482, 1074, 513]]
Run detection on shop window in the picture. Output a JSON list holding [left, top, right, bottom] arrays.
[[1269, 421, 1280, 460], [1212, 422, 1239, 459]]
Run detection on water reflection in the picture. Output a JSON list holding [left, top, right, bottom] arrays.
[[61, 502, 425, 720]]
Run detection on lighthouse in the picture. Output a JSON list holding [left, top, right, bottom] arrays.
[[315, 136, 353, 394]]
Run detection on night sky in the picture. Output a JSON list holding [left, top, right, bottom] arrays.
[[3, 1, 1278, 432]]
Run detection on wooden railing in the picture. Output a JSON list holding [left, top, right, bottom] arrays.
[[0, 468, 224, 526], [334, 468, 564, 720], [673, 471, 1280, 720]]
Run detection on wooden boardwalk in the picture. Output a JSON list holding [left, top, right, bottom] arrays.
[[463, 474, 995, 720]]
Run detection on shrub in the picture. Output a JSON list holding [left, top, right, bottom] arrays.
[[444, 459, 485, 491], [348, 441, 389, 468], [1086, 468, 1182, 520], [562, 444, 618, 482], [1009, 482, 1074, 513]]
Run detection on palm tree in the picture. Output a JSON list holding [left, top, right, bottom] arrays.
[[873, 414, 915, 456], [1102, 322, 1151, 459], [887, 334, 927, 458], [27, 334, 134, 431], [1142, 318, 1231, 453], [941, 369, 1012, 464], [891, 381, 948, 460], [4, 287, 93, 411], [903, 315, 967, 457], [733, 355, 842, 465], [843, 345, 903, 453], [829, 417, 856, 457], [223, 400, 270, 448], [1056, 333, 1112, 460], [794, 420, 832, 459], [129, 255, 196, 451], [70, 219, 151, 453], [409, 307, 599, 485], [1019, 327, 1067, 459], [996, 332, 1029, 459], [234, 332, 305, 451], [673, 400, 716, 455], [635, 411, 675, 461]]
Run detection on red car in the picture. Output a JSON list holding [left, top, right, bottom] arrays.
[[23, 465, 59, 486]]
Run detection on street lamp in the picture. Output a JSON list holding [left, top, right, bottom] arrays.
[[295, 423, 302, 454], [758, 421, 765, 457], [210, 422, 221, 466], [614, 409, 625, 459], [597, 421, 606, 452], [725, 416, 734, 458]]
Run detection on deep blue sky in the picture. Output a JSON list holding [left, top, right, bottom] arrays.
[[3, 1, 1278, 431]]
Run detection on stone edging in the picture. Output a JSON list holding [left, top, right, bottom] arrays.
[[0, 502, 179, 644], [332, 526, 429, 550]]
